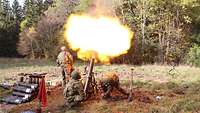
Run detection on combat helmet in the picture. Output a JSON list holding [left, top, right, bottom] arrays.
[[71, 70, 81, 80]]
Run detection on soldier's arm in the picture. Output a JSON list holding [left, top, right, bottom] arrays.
[[79, 83, 85, 98], [103, 85, 112, 98], [56, 53, 61, 66], [56, 60, 60, 66], [74, 82, 85, 101]]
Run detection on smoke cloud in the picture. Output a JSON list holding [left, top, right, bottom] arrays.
[[88, 0, 122, 16]]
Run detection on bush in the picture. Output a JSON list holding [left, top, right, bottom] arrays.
[[187, 45, 200, 67]]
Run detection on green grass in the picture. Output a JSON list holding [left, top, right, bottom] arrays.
[[1, 58, 200, 83], [170, 95, 200, 113], [1, 58, 200, 113]]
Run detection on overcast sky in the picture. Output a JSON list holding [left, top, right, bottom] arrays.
[[9, 0, 24, 6]]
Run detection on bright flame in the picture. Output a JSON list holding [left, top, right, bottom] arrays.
[[64, 14, 133, 63]]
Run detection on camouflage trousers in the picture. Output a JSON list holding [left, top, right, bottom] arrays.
[[61, 68, 70, 87], [64, 97, 81, 109], [64, 101, 79, 108]]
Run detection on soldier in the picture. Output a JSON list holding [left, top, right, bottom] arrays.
[[56, 46, 74, 87], [63, 70, 85, 108], [98, 72, 129, 99]]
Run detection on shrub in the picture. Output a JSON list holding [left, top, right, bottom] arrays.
[[187, 44, 200, 67]]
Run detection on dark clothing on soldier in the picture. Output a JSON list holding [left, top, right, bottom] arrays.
[[99, 73, 128, 99], [63, 79, 84, 108]]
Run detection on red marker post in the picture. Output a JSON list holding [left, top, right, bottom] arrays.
[[37, 77, 47, 113]]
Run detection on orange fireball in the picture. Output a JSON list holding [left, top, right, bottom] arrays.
[[64, 14, 133, 63]]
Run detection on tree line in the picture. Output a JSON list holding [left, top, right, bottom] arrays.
[[114, 0, 200, 65], [0, 0, 22, 57], [0, 0, 52, 57], [0, 0, 200, 66]]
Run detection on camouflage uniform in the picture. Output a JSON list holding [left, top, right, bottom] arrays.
[[63, 71, 85, 108], [99, 73, 128, 99], [57, 49, 73, 87]]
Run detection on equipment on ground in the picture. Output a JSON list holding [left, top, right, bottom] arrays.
[[3, 73, 47, 104]]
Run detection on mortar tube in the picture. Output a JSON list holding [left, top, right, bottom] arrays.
[[84, 58, 95, 94]]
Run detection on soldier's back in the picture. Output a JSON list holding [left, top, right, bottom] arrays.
[[65, 80, 83, 93], [101, 72, 119, 85], [57, 51, 66, 64]]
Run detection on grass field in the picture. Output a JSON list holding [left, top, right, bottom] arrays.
[[1, 58, 200, 113]]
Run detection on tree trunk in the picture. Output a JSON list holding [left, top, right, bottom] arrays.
[[165, 16, 171, 64], [141, 0, 146, 54]]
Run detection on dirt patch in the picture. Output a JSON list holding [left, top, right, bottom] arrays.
[[132, 90, 155, 103], [3, 87, 167, 113], [7, 87, 64, 113]]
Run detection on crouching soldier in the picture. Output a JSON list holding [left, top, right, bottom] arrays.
[[57, 46, 74, 87], [63, 70, 85, 108], [99, 72, 129, 99]]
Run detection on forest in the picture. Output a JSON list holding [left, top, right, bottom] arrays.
[[1, 1, 200, 112], [0, 0, 200, 66]]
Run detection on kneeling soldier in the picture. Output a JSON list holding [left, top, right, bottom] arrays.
[[99, 72, 128, 99], [63, 70, 84, 108]]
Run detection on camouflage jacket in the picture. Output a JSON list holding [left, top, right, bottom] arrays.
[[100, 73, 120, 88], [98, 73, 122, 98], [63, 79, 84, 102], [57, 51, 73, 67]]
